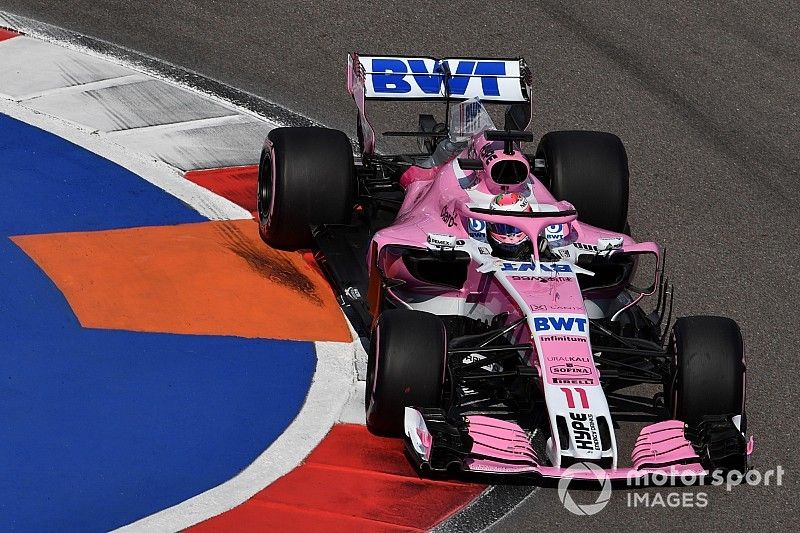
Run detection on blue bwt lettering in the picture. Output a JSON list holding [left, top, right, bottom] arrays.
[[533, 316, 588, 332], [371, 58, 412, 93], [371, 58, 507, 97]]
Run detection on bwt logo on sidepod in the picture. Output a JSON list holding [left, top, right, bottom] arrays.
[[534, 316, 588, 333], [370, 58, 507, 97]]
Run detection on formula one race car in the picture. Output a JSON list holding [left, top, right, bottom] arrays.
[[257, 55, 752, 480]]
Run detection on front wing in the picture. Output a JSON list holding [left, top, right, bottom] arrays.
[[404, 408, 752, 481]]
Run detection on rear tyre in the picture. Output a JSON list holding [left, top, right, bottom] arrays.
[[668, 316, 745, 429], [366, 310, 447, 436], [258, 127, 355, 249], [535, 130, 629, 232]]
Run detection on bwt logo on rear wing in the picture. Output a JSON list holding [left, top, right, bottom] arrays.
[[349, 55, 532, 103]]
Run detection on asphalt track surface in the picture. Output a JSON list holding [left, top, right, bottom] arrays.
[[1, 1, 797, 531]]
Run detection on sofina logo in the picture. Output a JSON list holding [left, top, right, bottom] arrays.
[[557, 462, 612, 516]]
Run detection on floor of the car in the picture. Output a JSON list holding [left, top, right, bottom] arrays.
[[313, 223, 374, 336]]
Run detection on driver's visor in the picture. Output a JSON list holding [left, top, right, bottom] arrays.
[[488, 223, 523, 235]]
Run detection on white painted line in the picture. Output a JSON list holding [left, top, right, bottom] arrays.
[[338, 380, 368, 425], [15, 73, 150, 102], [105, 114, 246, 138], [0, 98, 252, 221], [116, 117, 273, 171], [115, 338, 358, 532], [0, 36, 135, 100]]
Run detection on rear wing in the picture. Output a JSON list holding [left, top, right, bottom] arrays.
[[348, 55, 531, 102], [347, 54, 532, 154]]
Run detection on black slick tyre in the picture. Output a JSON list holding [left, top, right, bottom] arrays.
[[365, 310, 447, 437], [258, 127, 354, 249], [668, 316, 745, 429], [535, 130, 629, 232]]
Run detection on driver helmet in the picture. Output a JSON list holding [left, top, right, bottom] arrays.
[[487, 193, 532, 260]]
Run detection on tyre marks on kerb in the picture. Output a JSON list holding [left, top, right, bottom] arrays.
[[0, 36, 132, 98], [13, 220, 349, 341], [215, 221, 324, 306], [189, 168, 326, 306]]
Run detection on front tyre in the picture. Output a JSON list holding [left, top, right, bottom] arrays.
[[366, 310, 447, 437], [258, 127, 355, 249], [668, 316, 745, 429]]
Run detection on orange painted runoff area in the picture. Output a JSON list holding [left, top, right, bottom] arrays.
[[191, 424, 485, 532], [12, 219, 351, 342], [185, 166, 258, 216]]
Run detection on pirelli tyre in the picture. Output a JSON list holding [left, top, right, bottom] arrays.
[[258, 127, 355, 249], [535, 130, 629, 233], [366, 310, 447, 437], [668, 316, 746, 430]]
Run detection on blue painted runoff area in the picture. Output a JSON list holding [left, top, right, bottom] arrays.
[[0, 114, 316, 531]]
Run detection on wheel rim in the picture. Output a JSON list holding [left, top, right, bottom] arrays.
[[257, 149, 275, 224]]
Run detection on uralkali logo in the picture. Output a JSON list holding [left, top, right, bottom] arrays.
[[557, 462, 612, 515]]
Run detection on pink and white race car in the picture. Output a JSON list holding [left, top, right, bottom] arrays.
[[257, 55, 751, 480]]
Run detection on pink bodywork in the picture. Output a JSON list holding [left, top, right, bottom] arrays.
[[375, 130, 672, 474], [369, 131, 658, 346], [371, 120, 750, 478]]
